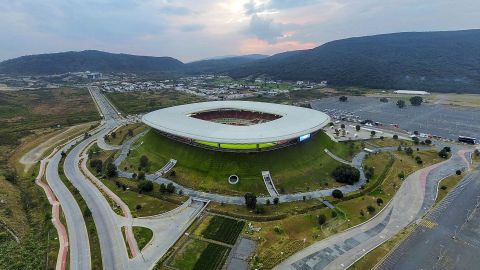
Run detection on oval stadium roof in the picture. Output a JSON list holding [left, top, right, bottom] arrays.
[[142, 101, 330, 144]]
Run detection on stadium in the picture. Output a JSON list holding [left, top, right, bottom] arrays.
[[142, 101, 331, 152]]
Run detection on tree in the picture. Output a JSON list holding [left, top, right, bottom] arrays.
[[380, 97, 388, 103], [438, 149, 449, 159], [128, 129, 134, 137], [244, 193, 257, 209], [331, 165, 360, 185], [376, 198, 384, 205], [367, 205, 376, 214], [409, 96, 423, 106], [273, 197, 279, 205], [332, 189, 344, 199], [355, 125, 361, 131], [138, 180, 153, 192], [159, 183, 167, 193], [341, 123, 346, 129], [90, 159, 103, 173], [415, 156, 423, 164], [393, 134, 399, 140], [398, 171, 405, 179], [167, 182, 175, 193], [138, 171, 145, 180], [425, 139, 432, 145], [139, 155, 149, 168], [370, 130, 376, 137], [318, 214, 327, 225], [396, 100, 405, 108], [111, 131, 117, 138], [456, 170, 462, 175], [443, 146, 451, 153], [266, 199, 271, 205], [106, 163, 118, 178], [339, 96, 348, 102], [405, 147, 414, 155], [364, 166, 374, 180]]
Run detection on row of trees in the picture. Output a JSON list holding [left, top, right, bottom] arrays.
[[396, 96, 423, 108]]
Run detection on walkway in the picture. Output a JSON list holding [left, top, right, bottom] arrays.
[[275, 149, 471, 270]]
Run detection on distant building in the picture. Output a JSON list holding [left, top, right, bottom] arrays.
[[393, 90, 430, 95]]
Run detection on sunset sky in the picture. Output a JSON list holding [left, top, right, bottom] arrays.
[[1, 0, 479, 62]]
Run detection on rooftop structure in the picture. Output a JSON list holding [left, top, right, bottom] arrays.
[[393, 90, 430, 95], [142, 101, 330, 151]]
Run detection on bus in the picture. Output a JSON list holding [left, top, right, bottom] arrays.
[[458, 136, 477, 145]]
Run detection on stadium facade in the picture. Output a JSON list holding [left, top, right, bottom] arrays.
[[142, 101, 330, 152]]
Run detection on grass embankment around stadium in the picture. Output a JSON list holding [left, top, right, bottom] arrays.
[[122, 129, 362, 196]]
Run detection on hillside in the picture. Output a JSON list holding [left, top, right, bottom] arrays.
[[227, 30, 480, 92], [184, 54, 269, 73], [0, 50, 184, 75]]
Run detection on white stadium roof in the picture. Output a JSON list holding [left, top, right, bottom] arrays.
[[142, 101, 330, 144]]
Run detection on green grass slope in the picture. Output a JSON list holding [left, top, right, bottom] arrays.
[[124, 130, 361, 195]]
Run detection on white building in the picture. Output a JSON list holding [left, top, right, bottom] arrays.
[[393, 90, 430, 95]]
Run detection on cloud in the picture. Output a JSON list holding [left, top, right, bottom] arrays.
[[160, 5, 192, 16], [247, 14, 285, 43], [244, 0, 321, 15], [179, 24, 205, 32]]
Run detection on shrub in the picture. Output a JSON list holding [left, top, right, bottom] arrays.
[[4, 170, 17, 183], [367, 205, 376, 214], [244, 193, 257, 209], [136, 204, 142, 210], [440, 185, 447, 190], [331, 211, 338, 218], [273, 226, 283, 234], [254, 206, 266, 214], [159, 183, 166, 193], [360, 209, 365, 216], [106, 163, 118, 178], [139, 155, 149, 168], [425, 139, 432, 145], [398, 171, 405, 179], [364, 166, 374, 180], [410, 96, 423, 106], [273, 197, 279, 205], [339, 96, 348, 102], [331, 165, 360, 185], [138, 171, 145, 180], [167, 182, 175, 193], [138, 180, 153, 192], [318, 214, 327, 225], [89, 159, 103, 173], [266, 199, 271, 205], [332, 189, 344, 199], [393, 134, 398, 140], [438, 149, 448, 159], [396, 100, 405, 108], [376, 198, 384, 205], [456, 170, 462, 175], [356, 125, 361, 131]]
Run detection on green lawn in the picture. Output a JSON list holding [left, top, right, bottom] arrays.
[[102, 179, 179, 217], [171, 239, 209, 270], [133, 226, 153, 250], [123, 130, 361, 195]]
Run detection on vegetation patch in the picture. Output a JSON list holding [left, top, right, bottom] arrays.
[[200, 215, 245, 245], [133, 226, 153, 250], [192, 243, 230, 270], [171, 239, 209, 270]]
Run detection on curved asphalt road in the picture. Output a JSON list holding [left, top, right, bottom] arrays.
[[46, 142, 92, 270]]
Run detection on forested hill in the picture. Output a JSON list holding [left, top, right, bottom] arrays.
[[0, 50, 184, 74], [1, 30, 480, 92], [227, 30, 480, 92]]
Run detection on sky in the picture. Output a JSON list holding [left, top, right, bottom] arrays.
[[1, 0, 480, 62]]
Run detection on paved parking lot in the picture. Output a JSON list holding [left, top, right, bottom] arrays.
[[311, 96, 480, 140]]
